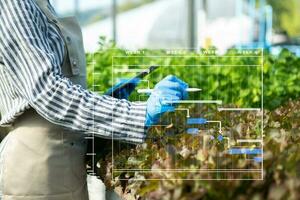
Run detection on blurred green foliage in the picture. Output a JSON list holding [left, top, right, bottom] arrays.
[[267, 0, 300, 37], [86, 38, 300, 110]]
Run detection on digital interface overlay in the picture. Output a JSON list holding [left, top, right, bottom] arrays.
[[89, 49, 264, 181]]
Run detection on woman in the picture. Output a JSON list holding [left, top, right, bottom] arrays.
[[0, 0, 188, 199]]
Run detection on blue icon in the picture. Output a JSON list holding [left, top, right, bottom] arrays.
[[217, 135, 224, 141], [187, 118, 207, 125], [186, 128, 199, 135], [254, 157, 263, 163], [228, 148, 263, 155]]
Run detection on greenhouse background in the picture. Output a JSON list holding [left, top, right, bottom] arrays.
[[50, 0, 300, 55]]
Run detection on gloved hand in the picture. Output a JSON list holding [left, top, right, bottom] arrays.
[[145, 75, 188, 127], [105, 78, 141, 99]]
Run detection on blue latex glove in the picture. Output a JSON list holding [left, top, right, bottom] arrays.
[[145, 75, 188, 126], [105, 78, 141, 99]]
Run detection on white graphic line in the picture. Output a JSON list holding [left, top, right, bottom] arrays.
[[175, 108, 190, 118], [162, 100, 222, 104], [138, 88, 202, 94], [223, 137, 230, 148], [218, 108, 261, 111], [113, 69, 150, 73], [236, 139, 263, 143], [207, 121, 222, 133]]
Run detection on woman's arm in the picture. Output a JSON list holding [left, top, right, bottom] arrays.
[[0, 0, 147, 143]]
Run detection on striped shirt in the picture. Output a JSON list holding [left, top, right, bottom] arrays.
[[0, 0, 147, 143]]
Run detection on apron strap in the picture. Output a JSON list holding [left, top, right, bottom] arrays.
[[34, 0, 58, 23], [33, 0, 70, 74], [33, 0, 86, 84]]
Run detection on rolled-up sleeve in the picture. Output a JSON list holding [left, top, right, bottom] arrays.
[[0, 0, 147, 143]]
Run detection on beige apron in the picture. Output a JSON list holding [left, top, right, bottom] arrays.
[[1, 0, 89, 199]]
